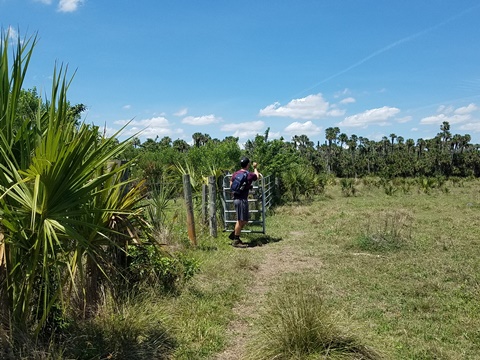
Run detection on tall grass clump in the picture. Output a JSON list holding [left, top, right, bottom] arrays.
[[246, 277, 380, 360], [356, 210, 413, 252], [64, 293, 175, 360]]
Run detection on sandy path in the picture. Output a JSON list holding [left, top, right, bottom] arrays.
[[215, 231, 321, 360]]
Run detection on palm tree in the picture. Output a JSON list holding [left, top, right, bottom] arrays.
[[460, 134, 471, 153], [173, 138, 190, 152], [440, 121, 451, 143], [297, 134, 313, 151], [292, 135, 300, 150], [389, 133, 397, 151], [132, 136, 141, 148], [405, 139, 415, 154], [347, 134, 358, 176], [416, 138, 426, 158], [325, 127, 339, 147], [382, 136, 390, 155], [192, 132, 203, 147], [338, 133, 348, 148], [325, 127, 340, 173], [0, 31, 148, 334], [159, 136, 172, 148]]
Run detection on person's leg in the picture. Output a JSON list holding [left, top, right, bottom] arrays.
[[232, 199, 249, 247], [235, 199, 249, 235], [233, 199, 242, 237], [235, 220, 248, 236]]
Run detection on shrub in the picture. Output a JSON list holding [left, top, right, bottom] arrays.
[[126, 245, 200, 294], [383, 181, 397, 196], [340, 178, 357, 197], [280, 163, 320, 202]]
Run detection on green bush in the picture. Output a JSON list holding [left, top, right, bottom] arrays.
[[127, 245, 200, 293], [340, 178, 357, 197], [280, 163, 321, 202]]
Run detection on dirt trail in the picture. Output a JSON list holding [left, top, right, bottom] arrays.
[[215, 231, 322, 360]]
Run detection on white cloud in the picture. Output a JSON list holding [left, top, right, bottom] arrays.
[[259, 93, 341, 120], [112, 116, 185, 138], [327, 108, 346, 117], [58, 0, 83, 12], [339, 106, 400, 128], [455, 103, 478, 115], [115, 116, 170, 128], [138, 127, 184, 138], [174, 108, 188, 116], [266, 131, 282, 140], [103, 126, 119, 138], [334, 88, 351, 98], [221, 121, 265, 139], [459, 122, 480, 132], [122, 105, 131, 110], [437, 105, 454, 114], [366, 132, 386, 141], [232, 130, 262, 139], [182, 114, 222, 125], [397, 116, 412, 123], [421, 103, 478, 125], [34, 0, 53, 4], [283, 121, 322, 136], [339, 97, 356, 104], [221, 121, 265, 132], [420, 113, 470, 125], [6, 26, 18, 42]]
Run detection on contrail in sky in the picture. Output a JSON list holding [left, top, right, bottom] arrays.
[[294, 4, 480, 98]]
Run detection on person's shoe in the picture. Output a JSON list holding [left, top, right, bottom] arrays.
[[228, 231, 235, 240], [231, 239, 248, 248]]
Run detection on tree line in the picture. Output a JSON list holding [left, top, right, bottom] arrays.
[[120, 121, 479, 189]]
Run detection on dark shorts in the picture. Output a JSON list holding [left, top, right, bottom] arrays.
[[234, 198, 249, 221]]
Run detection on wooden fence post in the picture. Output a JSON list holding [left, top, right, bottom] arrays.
[[183, 174, 197, 246], [202, 184, 208, 225], [208, 176, 217, 237]]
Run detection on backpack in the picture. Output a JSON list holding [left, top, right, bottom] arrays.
[[231, 170, 249, 195]]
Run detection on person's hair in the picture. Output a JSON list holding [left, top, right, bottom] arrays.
[[240, 157, 250, 168]]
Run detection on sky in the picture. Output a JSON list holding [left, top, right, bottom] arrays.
[[2, 0, 480, 146]]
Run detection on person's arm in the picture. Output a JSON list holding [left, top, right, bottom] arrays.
[[252, 162, 260, 179]]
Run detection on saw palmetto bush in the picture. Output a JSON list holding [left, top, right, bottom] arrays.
[[280, 163, 322, 202], [0, 31, 148, 337]]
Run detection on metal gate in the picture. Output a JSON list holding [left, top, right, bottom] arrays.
[[222, 174, 273, 234]]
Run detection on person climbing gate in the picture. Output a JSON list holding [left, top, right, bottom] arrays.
[[229, 157, 259, 248]]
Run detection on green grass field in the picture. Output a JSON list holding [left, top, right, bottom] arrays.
[[267, 180, 476, 357], [248, 179, 480, 359], [24, 178, 479, 359], [148, 178, 479, 359]]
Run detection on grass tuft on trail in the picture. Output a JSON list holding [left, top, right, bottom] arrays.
[[246, 275, 381, 360]]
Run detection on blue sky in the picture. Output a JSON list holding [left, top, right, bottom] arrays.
[[2, 0, 480, 145]]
